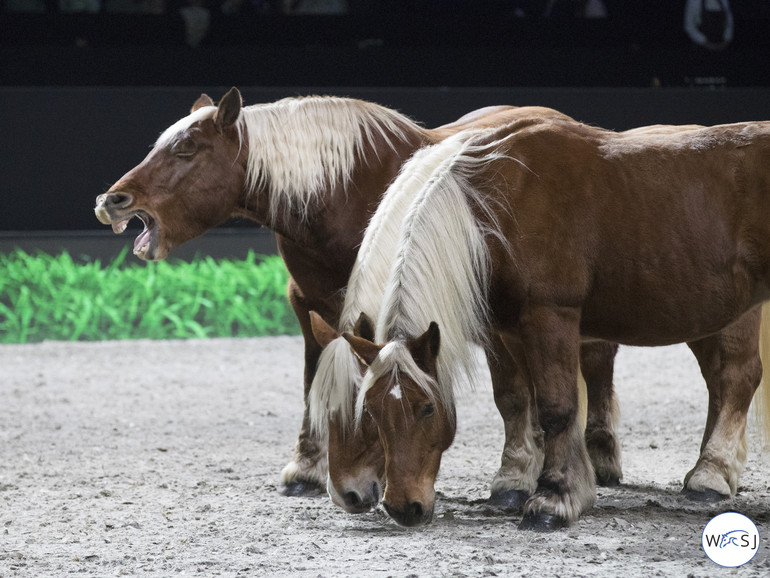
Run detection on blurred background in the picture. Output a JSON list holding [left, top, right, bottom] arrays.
[[1, 0, 768, 258]]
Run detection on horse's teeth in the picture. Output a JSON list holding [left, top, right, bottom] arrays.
[[112, 220, 129, 234]]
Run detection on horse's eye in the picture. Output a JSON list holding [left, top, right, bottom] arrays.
[[421, 403, 435, 418], [172, 138, 197, 158]]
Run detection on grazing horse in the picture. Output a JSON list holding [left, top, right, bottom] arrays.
[[307, 128, 509, 512], [344, 116, 770, 530], [306, 121, 628, 515], [94, 87, 603, 497]]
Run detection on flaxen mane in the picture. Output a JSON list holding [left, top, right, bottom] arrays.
[[241, 97, 417, 224], [355, 132, 515, 424], [308, 130, 495, 437]]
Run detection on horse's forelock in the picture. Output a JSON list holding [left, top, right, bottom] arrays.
[[308, 335, 363, 438], [154, 106, 218, 150], [355, 341, 453, 427]]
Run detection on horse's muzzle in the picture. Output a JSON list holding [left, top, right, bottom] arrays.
[[341, 481, 380, 514], [383, 500, 433, 527], [94, 191, 134, 224]]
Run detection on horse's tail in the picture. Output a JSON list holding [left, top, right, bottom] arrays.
[[754, 303, 770, 447], [577, 364, 588, 431]]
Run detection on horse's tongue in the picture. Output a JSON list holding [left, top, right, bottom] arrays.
[[134, 227, 151, 252], [112, 219, 129, 234]]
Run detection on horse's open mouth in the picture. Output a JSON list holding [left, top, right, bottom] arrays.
[[111, 211, 160, 261]]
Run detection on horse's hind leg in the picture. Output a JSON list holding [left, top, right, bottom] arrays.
[[683, 308, 762, 501], [487, 333, 543, 510], [279, 278, 328, 497], [581, 342, 622, 487]]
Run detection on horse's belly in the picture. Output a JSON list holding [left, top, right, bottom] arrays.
[[580, 279, 757, 346]]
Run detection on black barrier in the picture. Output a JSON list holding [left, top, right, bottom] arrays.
[[2, 85, 770, 235]]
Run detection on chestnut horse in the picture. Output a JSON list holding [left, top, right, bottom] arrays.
[[343, 116, 770, 530], [306, 128, 531, 512], [95, 88, 623, 499]]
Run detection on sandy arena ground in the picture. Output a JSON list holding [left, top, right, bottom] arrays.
[[1, 336, 769, 577]]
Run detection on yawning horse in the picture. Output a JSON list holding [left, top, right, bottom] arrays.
[[344, 116, 770, 530], [95, 88, 615, 499]]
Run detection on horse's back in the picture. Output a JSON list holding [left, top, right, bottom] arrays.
[[481, 118, 770, 345], [428, 105, 575, 143]]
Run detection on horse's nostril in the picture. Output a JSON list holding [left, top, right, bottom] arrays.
[[344, 491, 362, 508], [409, 501, 424, 520], [371, 482, 380, 504], [105, 192, 133, 208]]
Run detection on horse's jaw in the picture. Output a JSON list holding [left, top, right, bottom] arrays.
[[130, 211, 165, 261], [94, 195, 166, 261]]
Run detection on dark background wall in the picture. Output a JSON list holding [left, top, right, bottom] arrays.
[[2, 3, 769, 257], [3, 85, 770, 232]]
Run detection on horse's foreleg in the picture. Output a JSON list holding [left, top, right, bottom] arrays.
[[502, 306, 596, 531], [683, 308, 762, 501], [487, 333, 544, 510], [278, 278, 328, 497], [581, 341, 622, 487]]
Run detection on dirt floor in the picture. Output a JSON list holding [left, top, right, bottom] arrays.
[[1, 336, 769, 577]]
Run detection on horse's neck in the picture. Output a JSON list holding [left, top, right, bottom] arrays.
[[240, 127, 427, 246], [237, 99, 427, 230]]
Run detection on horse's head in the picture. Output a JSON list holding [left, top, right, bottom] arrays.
[[327, 397, 385, 514], [345, 321, 455, 527], [308, 312, 385, 514], [94, 88, 246, 261]]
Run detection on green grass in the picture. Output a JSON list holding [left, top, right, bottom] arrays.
[[0, 248, 300, 344]]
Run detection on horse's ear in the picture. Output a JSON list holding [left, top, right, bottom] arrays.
[[407, 322, 441, 373], [309, 311, 339, 349], [191, 93, 214, 113], [353, 312, 375, 342], [214, 87, 242, 133], [342, 332, 381, 367]]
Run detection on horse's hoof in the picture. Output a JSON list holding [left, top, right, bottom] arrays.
[[278, 480, 325, 498], [596, 473, 621, 488], [682, 488, 729, 503], [518, 512, 568, 532], [488, 489, 529, 510]]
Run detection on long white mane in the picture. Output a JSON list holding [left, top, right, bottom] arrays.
[[155, 96, 420, 226], [240, 96, 419, 225], [308, 131, 487, 437], [355, 132, 511, 424]]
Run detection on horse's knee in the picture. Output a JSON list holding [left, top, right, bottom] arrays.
[[539, 397, 579, 440]]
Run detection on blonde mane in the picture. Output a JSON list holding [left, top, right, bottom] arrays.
[[308, 132, 487, 438], [356, 133, 511, 424], [239, 96, 420, 225]]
